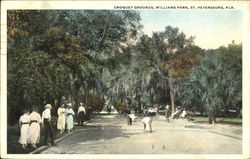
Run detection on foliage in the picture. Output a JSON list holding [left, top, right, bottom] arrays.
[[86, 95, 105, 113], [180, 43, 242, 123], [114, 100, 128, 114]]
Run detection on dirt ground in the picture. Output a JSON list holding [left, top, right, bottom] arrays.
[[40, 115, 242, 154]]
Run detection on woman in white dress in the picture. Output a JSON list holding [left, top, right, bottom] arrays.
[[19, 109, 30, 148], [28, 106, 42, 148], [66, 104, 75, 133], [57, 104, 66, 133]]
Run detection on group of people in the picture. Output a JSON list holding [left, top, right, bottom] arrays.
[[19, 104, 56, 148], [127, 113, 153, 133], [56, 103, 76, 134], [19, 106, 42, 149], [18, 102, 87, 149]]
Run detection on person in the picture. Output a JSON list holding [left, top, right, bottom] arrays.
[[180, 109, 187, 118], [66, 103, 75, 133], [127, 114, 136, 125], [19, 109, 30, 149], [42, 104, 55, 146], [28, 106, 42, 148], [77, 103, 86, 126], [107, 105, 111, 115], [141, 116, 152, 133], [57, 104, 66, 133], [165, 105, 170, 122]]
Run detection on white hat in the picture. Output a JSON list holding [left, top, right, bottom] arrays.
[[67, 103, 72, 107], [45, 104, 52, 108]]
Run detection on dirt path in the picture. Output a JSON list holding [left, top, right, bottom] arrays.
[[40, 115, 242, 154]]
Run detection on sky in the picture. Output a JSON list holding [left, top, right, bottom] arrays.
[[139, 10, 243, 49]]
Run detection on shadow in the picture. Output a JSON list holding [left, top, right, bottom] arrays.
[[57, 125, 141, 145], [192, 120, 242, 126]]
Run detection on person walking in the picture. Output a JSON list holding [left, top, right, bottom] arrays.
[[42, 104, 55, 146], [57, 104, 66, 133], [141, 116, 152, 133], [66, 103, 75, 133], [77, 103, 86, 126], [28, 106, 42, 148], [19, 109, 30, 149]]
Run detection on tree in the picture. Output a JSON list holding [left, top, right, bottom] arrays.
[[180, 46, 242, 124], [135, 26, 200, 113]]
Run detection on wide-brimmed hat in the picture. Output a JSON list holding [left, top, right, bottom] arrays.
[[67, 103, 72, 107], [45, 104, 52, 108], [80, 103, 84, 106]]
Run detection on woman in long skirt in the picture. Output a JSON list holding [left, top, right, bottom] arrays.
[[19, 109, 30, 149], [57, 104, 66, 133], [28, 106, 41, 148], [66, 104, 75, 133]]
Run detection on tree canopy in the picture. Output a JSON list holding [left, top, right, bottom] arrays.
[[7, 10, 242, 125]]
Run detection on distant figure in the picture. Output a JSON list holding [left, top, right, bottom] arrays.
[[141, 116, 152, 133], [77, 103, 86, 126], [19, 109, 30, 149], [42, 104, 55, 146], [165, 105, 171, 122], [28, 106, 42, 148], [180, 109, 187, 118], [171, 108, 182, 119], [66, 103, 75, 133], [127, 114, 136, 125], [57, 104, 66, 133], [107, 105, 111, 115]]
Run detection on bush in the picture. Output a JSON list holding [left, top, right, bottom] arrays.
[[86, 95, 105, 113], [114, 99, 128, 114]]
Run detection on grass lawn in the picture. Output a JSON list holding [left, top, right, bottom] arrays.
[[7, 120, 91, 154], [193, 116, 242, 125]]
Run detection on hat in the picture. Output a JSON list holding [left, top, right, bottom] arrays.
[[67, 103, 72, 107], [80, 103, 84, 106], [45, 104, 52, 108]]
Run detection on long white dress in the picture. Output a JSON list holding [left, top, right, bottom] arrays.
[[19, 113, 30, 144], [28, 111, 41, 144], [57, 107, 66, 130], [66, 108, 75, 130]]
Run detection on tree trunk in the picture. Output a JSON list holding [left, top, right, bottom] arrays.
[[208, 111, 216, 124], [208, 111, 212, 124], [212, 111, 216, 125], [170, 89, 175, 114]]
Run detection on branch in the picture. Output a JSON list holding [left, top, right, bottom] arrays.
[[151, 60, 168, 79]]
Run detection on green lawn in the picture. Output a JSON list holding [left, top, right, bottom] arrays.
[[193, 117, 242, 125], [7, 120, 90, 154]]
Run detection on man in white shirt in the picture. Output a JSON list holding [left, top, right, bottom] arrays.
[[77, 103, 86, 126], [42, 104, 55, 146]]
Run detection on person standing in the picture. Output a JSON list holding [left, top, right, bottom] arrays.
[[28, 106, 42, 148], [165, 105, 170, 122], [141, 116, 152, 133], [66, 103, 75, 133], [77, 103, 86, 126], [57, 104, 66, 133], [19, 109, 30, 149], [42, 104, 55, 146]]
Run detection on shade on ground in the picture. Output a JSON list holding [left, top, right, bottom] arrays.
[[40, 115, 241, 154]]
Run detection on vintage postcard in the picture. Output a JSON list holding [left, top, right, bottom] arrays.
[[1, 0, 250, 159]]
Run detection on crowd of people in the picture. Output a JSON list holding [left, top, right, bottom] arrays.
[[18, 102, 87, 149], [18, 101, 187, 149]]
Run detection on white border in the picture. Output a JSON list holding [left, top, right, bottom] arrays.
[[1, 1, 250, 159]]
